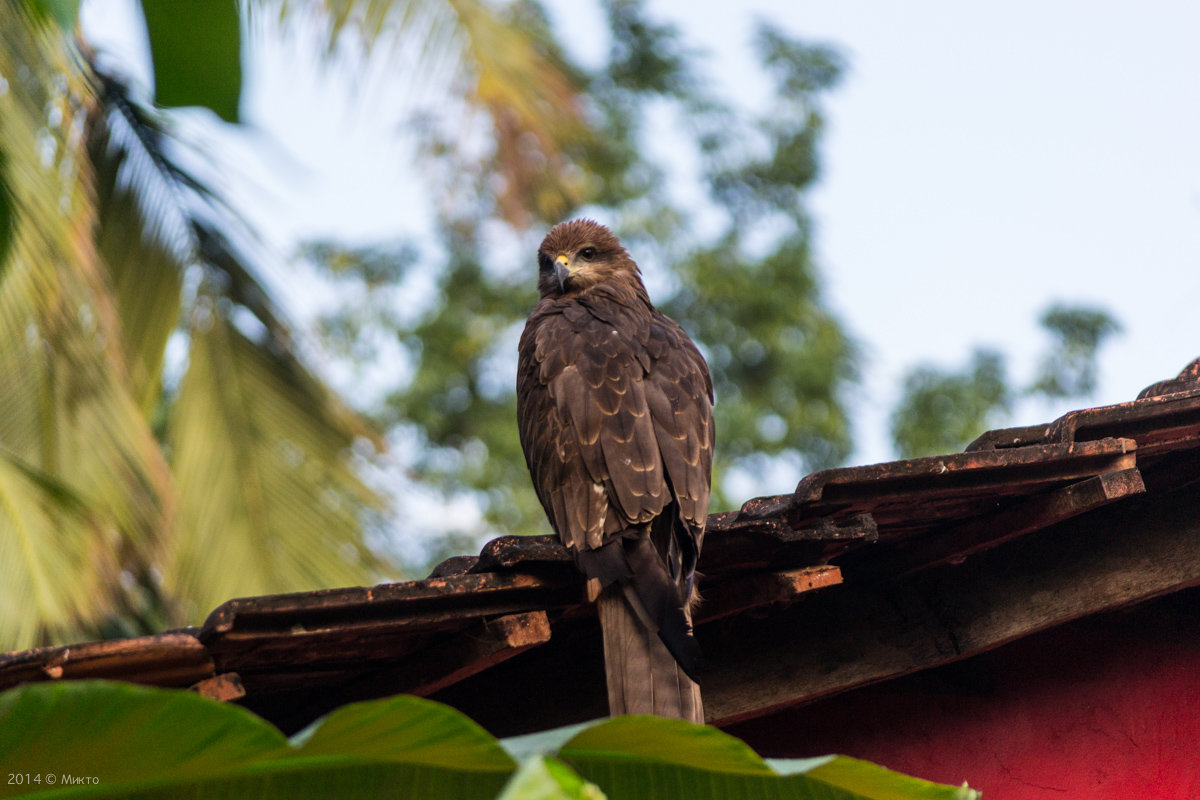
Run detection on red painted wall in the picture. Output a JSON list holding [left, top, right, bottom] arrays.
[[727, 596, 1200, 799]]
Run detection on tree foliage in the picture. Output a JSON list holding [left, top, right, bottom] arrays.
[[1031, 303, 1122, 400], [890, 304, 1121, 459], [891, 349, 1010, 460]]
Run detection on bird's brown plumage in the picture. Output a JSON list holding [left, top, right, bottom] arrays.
[[517, 219, 714, 722]]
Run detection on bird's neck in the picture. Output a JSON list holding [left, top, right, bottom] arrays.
[[576, 277, 654, 311]]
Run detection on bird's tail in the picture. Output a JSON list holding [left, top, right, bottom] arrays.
[[598, 585, 704, 723]]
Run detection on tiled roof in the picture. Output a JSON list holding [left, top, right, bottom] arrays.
[[3, 357, 1199, 734]]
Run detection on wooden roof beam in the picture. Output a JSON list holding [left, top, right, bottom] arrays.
[[702, 480, 1200, 727], [882, 466, 1146, 578]]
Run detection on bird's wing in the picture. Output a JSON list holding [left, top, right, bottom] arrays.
[[518, 296, 712, 682], [642, 313, 715, 543], [518, 306, 604, 550], [518, 299, 671, 550]]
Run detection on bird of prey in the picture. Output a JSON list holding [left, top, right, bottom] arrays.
[[517, 219, 714, 723]]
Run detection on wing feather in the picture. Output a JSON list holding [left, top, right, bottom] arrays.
[[644, 316, 714, 532], [518, 290, 713, 558], [519, 310, 608, 550]]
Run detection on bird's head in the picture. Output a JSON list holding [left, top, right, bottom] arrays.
[[536, 219, 641, 298]]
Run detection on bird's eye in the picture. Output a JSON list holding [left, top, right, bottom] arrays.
[[579, 246, 597, 261]]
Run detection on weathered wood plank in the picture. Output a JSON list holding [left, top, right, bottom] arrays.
[[202, 572, 577, 637], [0, 633, 213, 690], [888, 467, 1146, 576], [698, 566, 843, 624], [379, 611, 552, 698], [792, 437, 1137, 509], [191, 672, 246, 702]]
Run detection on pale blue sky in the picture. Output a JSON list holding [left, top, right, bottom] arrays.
[[622, 1, 1200, 467], [85, 0, 1200, 477]]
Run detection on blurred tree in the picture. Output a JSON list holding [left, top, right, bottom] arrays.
[[890, 304, 1121, 459], [1030, 303, 1122, 400], [891, 349, 1011, 460], [306, 0, 860, 545], [0, 0, 595, 648]]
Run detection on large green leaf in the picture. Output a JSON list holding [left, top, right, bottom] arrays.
[[140, 0, 242, 122], [795, 756, 980, 800], [0, 681, 288, 790], [0, 682, 978, 800], [497, 756, 606, 800], [0, 682, 513, 799], [166, 310, 387, 621], [558, 716, 980, 800]]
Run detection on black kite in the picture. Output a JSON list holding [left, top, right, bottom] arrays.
[[517, 219, 714, 722]]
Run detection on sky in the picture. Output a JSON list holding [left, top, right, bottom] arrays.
[[651, 1, 1200, 468], [83, 0, 1200, 478]]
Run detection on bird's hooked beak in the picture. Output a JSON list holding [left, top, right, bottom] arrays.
[[553, 254, 572, 293]]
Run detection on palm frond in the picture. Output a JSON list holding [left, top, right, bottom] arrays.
[[0, 453, 109, 649], [0, 147, 14, 274], [167, 306, 387, 621], [87, 79, 185, 414], [86, 66, 294, 413], [264, 0, 590, 228], [445, 0, 590, 226], [277, 0, 457, 59], [0, 1, 173, 650], [82, 49, 390, 623]]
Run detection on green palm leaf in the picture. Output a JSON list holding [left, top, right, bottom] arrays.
[[445, 0, 589, 224], [271, 0, 589, 228], [167, 309, 386, 621], [0, 1, 172, 650], [86, 75, 185, 415], [80, 54, 389, 622]]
